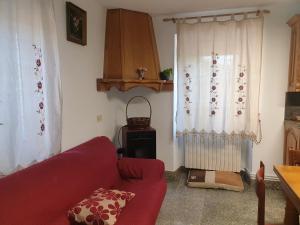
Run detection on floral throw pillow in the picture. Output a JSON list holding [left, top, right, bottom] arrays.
[[68, 188, 135, 225]]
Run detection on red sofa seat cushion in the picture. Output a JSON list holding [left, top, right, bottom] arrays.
[[115, 179, 167, 225], [0, 137, 121, 225], [115, 158, 167, 225]]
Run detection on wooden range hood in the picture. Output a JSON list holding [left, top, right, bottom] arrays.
[[97, 9, 173, 92]]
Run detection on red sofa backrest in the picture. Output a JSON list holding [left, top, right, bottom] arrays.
[[0, 136, 121, 225]]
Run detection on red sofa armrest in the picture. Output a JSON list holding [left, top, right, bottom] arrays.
[[117, 158, 165, 180]]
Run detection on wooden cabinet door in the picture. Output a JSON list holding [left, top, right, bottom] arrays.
[[285, 128, 298, 164], [294, 24, 300, 90], [121, 10, 160, 80], [288, 15, 300, 91], [288, 28, 296, 91]]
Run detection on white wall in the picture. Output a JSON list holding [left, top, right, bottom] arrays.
[[53, 0, 116, 150], [252, 3, 300, 178], [52, 0, 177, 171], [52, 0, 300, 176], [104, 18, 177, 170], [151, 2, 300, 176], [107, 88, 175, 171]]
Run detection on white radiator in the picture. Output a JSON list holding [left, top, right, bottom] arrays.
[[184, 133, 242, 172]]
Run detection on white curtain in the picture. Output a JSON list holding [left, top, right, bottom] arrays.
[[0, 0, 62, 175], [176, 17, 263, 142]]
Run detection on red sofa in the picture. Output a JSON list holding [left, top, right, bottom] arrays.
[[0, 137, 167, 225]]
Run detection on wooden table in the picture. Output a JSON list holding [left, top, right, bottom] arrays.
[[274, 165, 300, 225]]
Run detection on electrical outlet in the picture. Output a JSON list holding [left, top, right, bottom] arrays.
[[96, 115, 103, 123]]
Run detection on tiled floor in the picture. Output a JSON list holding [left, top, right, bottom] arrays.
[[156, 172, 286, 225]]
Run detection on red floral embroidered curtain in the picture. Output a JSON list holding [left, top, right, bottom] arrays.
[[0, 0, 62, 175], [176, 17, 263, 142]]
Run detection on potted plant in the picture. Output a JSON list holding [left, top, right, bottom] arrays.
[[160, 68, 172, 80]]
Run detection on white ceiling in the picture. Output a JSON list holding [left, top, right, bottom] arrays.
[[98, 0, 298, 15]]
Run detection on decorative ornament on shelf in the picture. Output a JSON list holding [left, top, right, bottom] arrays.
[[160, 68, 173, 80], [137, 67, 148, 80]]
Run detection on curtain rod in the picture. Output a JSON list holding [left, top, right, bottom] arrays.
[[163, 9, 270, 23]]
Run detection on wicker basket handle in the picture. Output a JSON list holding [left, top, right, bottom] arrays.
[[126, 96, 152, 120]]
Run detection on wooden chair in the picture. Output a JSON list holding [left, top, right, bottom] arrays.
[[288, 148, 300, 166], [256, 161, 280, 225], [256, 161, 266, 225]]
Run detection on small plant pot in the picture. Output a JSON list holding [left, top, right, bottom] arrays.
[[160, 72, 170, 80]]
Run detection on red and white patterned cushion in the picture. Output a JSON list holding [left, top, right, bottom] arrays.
[[68, 188, 135, 225]]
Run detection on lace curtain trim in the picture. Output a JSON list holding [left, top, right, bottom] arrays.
[[176, 127, 262, 144]]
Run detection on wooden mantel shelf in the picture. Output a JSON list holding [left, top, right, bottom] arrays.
[[97, 78, 173, 92]]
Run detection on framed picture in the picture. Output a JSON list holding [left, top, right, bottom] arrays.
[[66, 2, 87, 46]]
